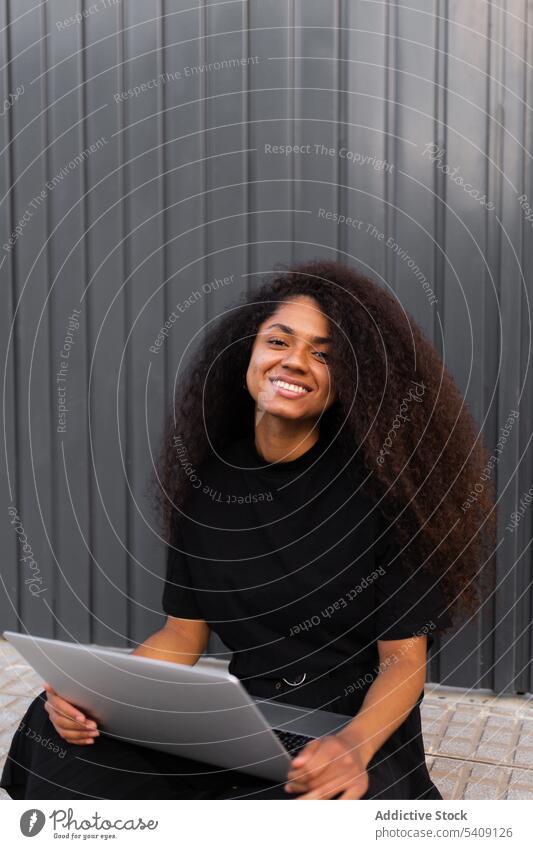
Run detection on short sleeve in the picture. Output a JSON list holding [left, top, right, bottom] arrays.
[[161, 518, 203, 620], [373, 512, 453, 647]]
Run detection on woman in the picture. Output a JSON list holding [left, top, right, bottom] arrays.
[[1, 259, 496, 800]]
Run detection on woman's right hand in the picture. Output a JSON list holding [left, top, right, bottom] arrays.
[[43, 682, 100, 745]]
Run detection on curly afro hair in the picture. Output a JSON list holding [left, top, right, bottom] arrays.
[[152, 258, 497, 625]]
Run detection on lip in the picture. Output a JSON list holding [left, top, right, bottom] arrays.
[[269, 376, 313, 392]]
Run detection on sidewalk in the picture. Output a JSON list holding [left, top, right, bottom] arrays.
[[1, 638, 533, 800]]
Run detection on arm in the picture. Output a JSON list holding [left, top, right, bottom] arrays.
[[131, 615, 210, 665], [336, 635, 427, 764], [44, 616, 210, 745], [286, 635, 428, 799]]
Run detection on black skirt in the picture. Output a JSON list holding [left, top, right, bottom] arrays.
[[1, 673, 441, 800]]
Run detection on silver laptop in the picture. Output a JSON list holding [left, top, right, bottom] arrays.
[[3, 631, 353, 782]]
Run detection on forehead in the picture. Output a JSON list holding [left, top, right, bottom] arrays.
[[259, 296, 330, 334]]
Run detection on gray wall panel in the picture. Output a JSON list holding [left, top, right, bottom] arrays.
[[439, 0, 493, 691], [8, 1, 55, 639], [122, 1, 168, 643], [343, 0, 389, 280], [204, 0, 249, 315], [521, 0, 533, 696], [0, 0, 19, 633], [292, 1, 340, 265], [84, 0, 129, 647], [493, 0, 530, 694], [393, 0, 439, 338], [163, 1, 207, 416], [247, 0, 293, 274], [1, 0, 531, 694], [46, 0, 91, 645]]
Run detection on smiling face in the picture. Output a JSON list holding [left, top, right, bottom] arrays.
[[245, 295, 337, 424]]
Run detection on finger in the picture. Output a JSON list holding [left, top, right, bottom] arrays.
[[62, 728, 100, 740], [287, 763, 310, 779], [42, 684, 60, 704], [56, 729, 100, 743], [291, 738, 322, 767], [44, 701, 85, 730], [286, 761, 330, 792], [338, 785, 366, 800], [285, 770, 312, 789], [288, 748, 330, 776], [46, 692, 86, 723], [287, 764, 348, 794], [285, 761, 316, 789], [289, 747, 331, 782], [285, 780, 310, 794], [55, 729, 100, 745], [285, 771, 314, 793], [45, 701, 98, 733], [285, 771, 313, 790], [285, 756, 322, 791], [47, 691, 91, 725], [45, 695, 97, 729], [298, 773, 368, 801]]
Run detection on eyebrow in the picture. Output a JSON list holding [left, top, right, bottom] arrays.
[[265, 322, 332, 345]]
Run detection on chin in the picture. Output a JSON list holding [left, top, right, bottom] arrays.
[[260, 402, 314, 421]]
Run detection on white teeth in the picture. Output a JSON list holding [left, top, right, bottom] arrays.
[[272, 379, 309, 394]]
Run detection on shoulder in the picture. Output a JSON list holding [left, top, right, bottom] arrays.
[[178, 438, 250, 507]]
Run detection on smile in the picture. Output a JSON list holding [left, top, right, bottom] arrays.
[[270, 378, 311, 397]]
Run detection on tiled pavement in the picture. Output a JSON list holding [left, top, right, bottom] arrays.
[[1, 638, 533, 800], [423, 682, 533, 800]]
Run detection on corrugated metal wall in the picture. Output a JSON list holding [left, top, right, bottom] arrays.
[[1, 0, 532, 695]]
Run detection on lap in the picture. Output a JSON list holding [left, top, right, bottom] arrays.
[[0, 692, 295, 800], [1, 691, 422, 800]]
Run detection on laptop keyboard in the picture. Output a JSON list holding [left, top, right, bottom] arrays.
[[272, 728, 315, 757]]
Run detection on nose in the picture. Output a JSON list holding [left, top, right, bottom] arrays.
[[281, 344, 307, 373], [280, 343, 308, 373]]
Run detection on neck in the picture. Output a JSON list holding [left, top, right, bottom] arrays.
[[253, 414, 320, 463]]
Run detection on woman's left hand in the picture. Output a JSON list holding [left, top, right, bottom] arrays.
[[285, 731, 369, 800]]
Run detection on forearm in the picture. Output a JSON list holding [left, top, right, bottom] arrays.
[[131, 626, 205, 666], [338, 659, 426, 767]]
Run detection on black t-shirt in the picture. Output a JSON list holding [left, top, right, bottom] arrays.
[[162, 428, 452, 687]]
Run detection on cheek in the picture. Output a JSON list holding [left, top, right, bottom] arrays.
[[246, 354, 269, 394], [315, 369, 334, 395], [248, 349, 274, 378]]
